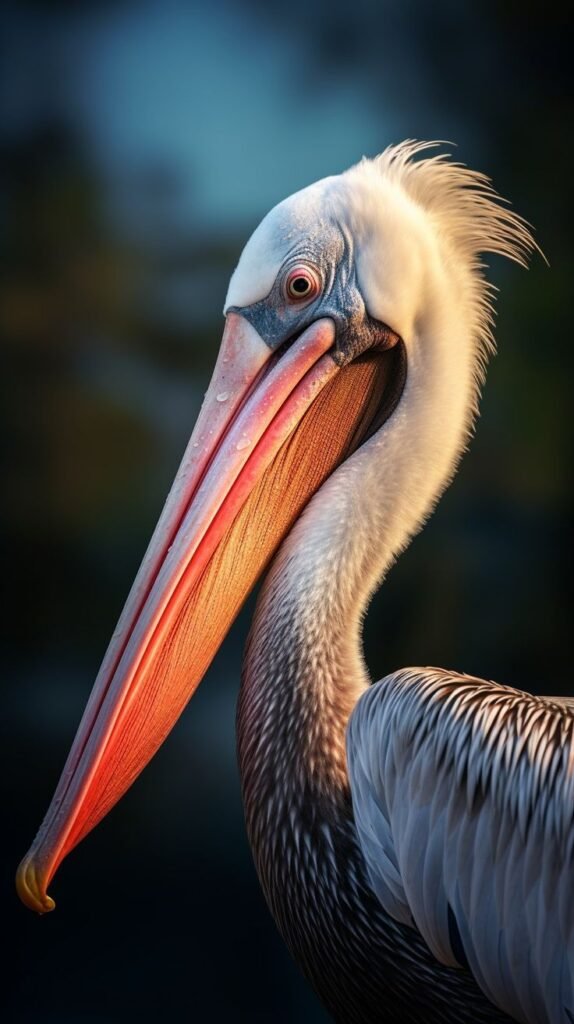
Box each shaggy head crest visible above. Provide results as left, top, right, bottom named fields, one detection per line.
left=371, top=140, right=538, bottom=269
left=345, top=141, right=540, bottom=389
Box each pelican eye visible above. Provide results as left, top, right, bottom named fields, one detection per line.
left=284, top=266, right=320, bottom=303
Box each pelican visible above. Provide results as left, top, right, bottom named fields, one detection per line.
left=17, top=141, right=573, bottom=1024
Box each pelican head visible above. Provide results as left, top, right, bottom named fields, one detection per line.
left=17, top=142, right=535, bottom=914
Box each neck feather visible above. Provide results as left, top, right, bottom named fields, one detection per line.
left=238, top=147, right=538, bottom=799
left=238, top=285, right=478, bottom=799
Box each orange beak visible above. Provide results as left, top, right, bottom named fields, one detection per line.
left=16, top=311, right=401, bottom=913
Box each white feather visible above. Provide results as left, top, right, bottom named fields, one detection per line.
left=237, top=143, right=569, bottom=1023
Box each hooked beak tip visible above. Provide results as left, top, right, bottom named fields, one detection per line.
left=16, top=854, right=56, bottom=914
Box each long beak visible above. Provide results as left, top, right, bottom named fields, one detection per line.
left=17, top=311, right=400, bottom=913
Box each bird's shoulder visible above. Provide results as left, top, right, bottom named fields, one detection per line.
left=346, top=668, right=574, bottom=1024
left=348, top=668, right=574, bottom=842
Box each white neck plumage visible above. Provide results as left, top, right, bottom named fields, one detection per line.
left=239, top=145, right=538, bottom=802
left=239, top=265, right=479, bottom=800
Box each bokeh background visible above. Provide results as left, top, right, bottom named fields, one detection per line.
left=2, top=2, right=572, bottom=1021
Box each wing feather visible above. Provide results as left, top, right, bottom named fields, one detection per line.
left=347, top=669, right=574, bottom=1024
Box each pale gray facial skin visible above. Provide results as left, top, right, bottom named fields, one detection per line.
left=226, top=220, right=398, bottom=365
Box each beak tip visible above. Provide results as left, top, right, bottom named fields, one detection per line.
left=16, top=854, right=56, bottom=914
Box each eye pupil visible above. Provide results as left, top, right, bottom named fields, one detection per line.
left=291, top=276, right=310, bottom=294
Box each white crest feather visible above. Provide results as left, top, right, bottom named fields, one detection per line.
left=368, top=140, right=541, bottom=375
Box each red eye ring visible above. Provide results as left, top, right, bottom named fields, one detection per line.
left=284, top=265, right=321, bottom=303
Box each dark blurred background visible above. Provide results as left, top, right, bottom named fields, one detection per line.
left=2, top=1, right=572, bottom=1021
